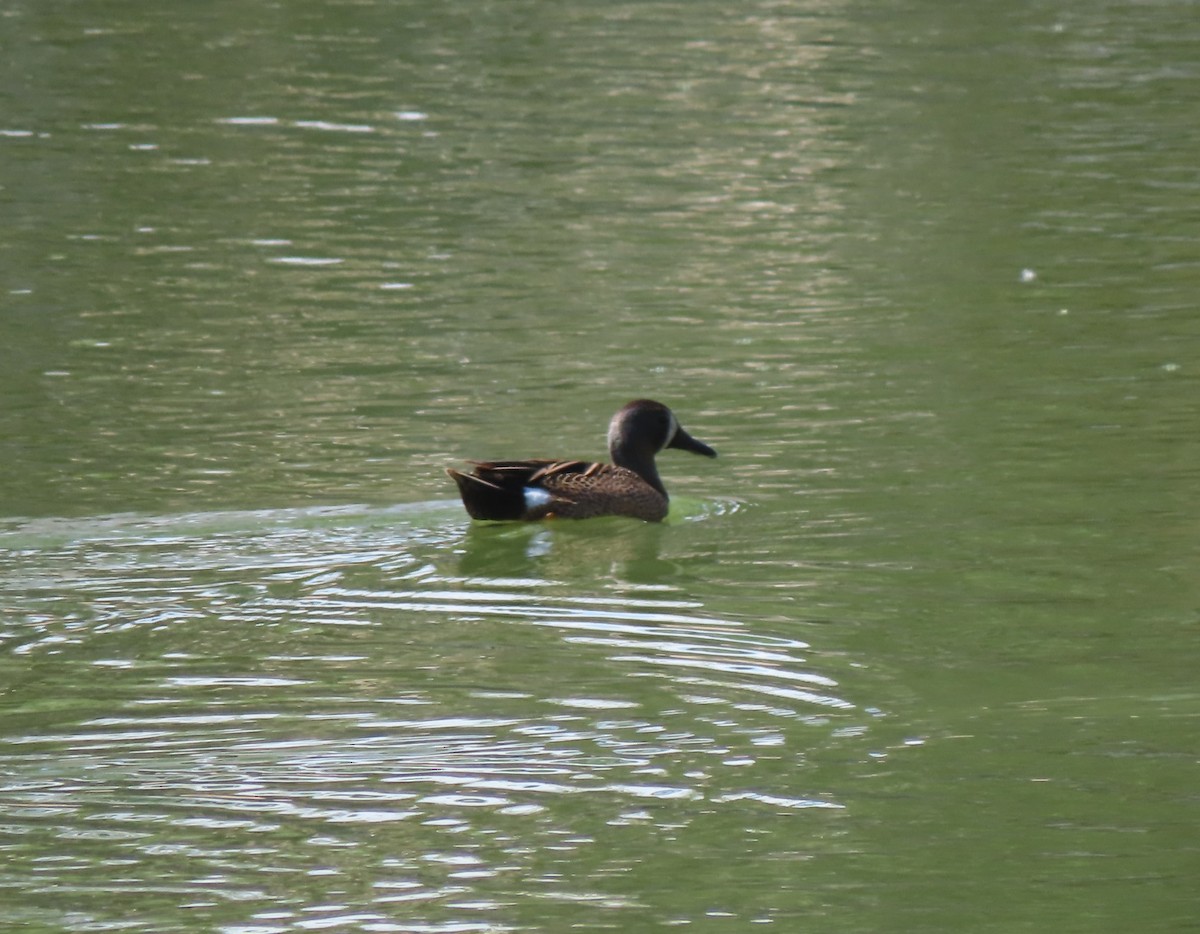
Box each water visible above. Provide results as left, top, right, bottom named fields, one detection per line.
left=3, top=0, right=1199, bottom=931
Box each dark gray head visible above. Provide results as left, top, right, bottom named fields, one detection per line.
left=607, top=399, right=717, bottom=494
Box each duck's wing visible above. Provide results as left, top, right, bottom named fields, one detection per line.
left=447, top=459, right=584, bottom=520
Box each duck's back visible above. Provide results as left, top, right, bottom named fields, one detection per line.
left=449, top=459, right=669, bottom=521
left=534, top=461, right=668, bottom=520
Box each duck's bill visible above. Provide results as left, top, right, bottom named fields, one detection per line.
left=669, top=427, right=717, bottom=458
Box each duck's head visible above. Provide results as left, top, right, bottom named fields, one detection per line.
left=607, top=400, right=717, bottom=490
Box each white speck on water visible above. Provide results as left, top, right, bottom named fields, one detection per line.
left=269, top=256, right=343, bottom=266
left=218, top=116, right=280, bottom=126
left=293, top=120, right=374, bottom=133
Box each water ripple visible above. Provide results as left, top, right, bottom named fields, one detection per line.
left=1, top=503, right=861, bottom=930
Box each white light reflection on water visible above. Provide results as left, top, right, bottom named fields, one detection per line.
left=0, top=503, right=861, bottom=929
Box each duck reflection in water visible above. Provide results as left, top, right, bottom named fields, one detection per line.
left=454, top=516, right=685, bottom=583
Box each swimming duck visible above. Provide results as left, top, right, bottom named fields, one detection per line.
left=447, top=399, right=717, bottom=521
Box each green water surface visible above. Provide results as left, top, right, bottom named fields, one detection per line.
left=2, top=1, right=1198, bottom=931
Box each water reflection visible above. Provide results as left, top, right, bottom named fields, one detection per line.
left=453, top=518, right=670, bottom=580
left=1, top=502, right=857, bottom=929
left=451, top=498, right=745, bottom=579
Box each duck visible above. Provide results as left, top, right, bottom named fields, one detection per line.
left=447, top=399, right=717, bottom=522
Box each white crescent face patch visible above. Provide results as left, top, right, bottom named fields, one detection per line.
left=664, top=410, right=679, bottom=451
